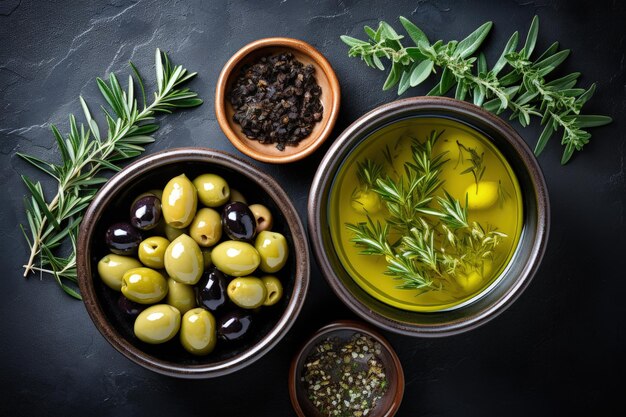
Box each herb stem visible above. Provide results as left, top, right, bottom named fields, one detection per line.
left=23, top=217, right=47, bottom=277
left=27, top=265, right=69, bottom=276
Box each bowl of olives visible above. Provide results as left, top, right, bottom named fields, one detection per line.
left=77, top=148, right=310, bottom=378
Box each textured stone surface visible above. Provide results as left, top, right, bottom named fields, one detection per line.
left=1, top=0, right=625, bottom=415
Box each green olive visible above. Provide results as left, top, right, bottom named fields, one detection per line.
left=229, top=188, right=247, bottom=204
left=97, top=254, right=142, bottom=291
left=189, top=208, right=222, bottom=247
left=164, top=224, right=188, bottom=241
left=211, top=241, right=260, bottom=276
left=164, top=234, right=204, bottom=285
left=138, top=236, right=170, bottom=269
left=255, top=231, right=289, bottom=273
left=456, top=261, right=492, bottom=292
left=202, top=248, right=213, bottom=269
left=162, top=174, right=197, bottom=228
left=121, top=267, right=168, bottom=304
left=180, top=308, right=217, bottom=355
left=166, top=278, right=196, bottom=314
left=249, top=204, right=273, bottom=232
left=351, top=189, right=382, bottom=215
left=134, top=304, right=181, bottom=344
left=465, top=181, right=499, bottom=210
left=193, top=174, right=230, bottom=207
left=227, top=276, right=267, bottom=309
left=261, top=275, right=283, bottom=306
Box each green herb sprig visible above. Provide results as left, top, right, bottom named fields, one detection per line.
left=457, top=142, right=486, bottom=193
left=19, top=49, right=203, bottom=299
left=347, top=131, right=506, bottom=293
left=341, top=15, right=612, bottom=164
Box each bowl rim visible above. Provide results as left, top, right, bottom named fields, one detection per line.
left=288, top=319, right=405, bottom=417
left=77, top=147, right=310, bottom=378
left=307, top=96, right=550, bottom=337
left=214, top=36, right=341, bottom=164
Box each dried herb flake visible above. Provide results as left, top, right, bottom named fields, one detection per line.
left=302, top=333, right=388, bottom=417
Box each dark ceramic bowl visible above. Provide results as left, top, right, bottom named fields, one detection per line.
left=308, top=97, right=549, bottom=337
left=77, top=148, right=310, bottom=378
left=289, top=320, right=404, bottom=417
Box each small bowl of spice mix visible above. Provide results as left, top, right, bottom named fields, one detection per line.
left=215, top=37, right=340, bottom=163
left=289, top=320, right=404, bottom=417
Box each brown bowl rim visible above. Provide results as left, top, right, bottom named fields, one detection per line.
left=307, top=96, right=550, bottom=337
left=288, top=320, right=405, bottom=417
left=77, top=147, right=310, bottom=378
left=215, top=37, right=341, bottom=164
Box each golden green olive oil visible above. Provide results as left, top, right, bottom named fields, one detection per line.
left=329, top=117, right=523, bottom=312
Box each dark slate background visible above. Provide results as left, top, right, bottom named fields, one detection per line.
left=1, top=0, right=624, bottom=416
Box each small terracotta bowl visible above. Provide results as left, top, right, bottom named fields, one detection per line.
left=77, top=148, right=310, bottom=378
left=289, top=320, right=404, bottom=417
left=215, top=37, right=341, bottom=164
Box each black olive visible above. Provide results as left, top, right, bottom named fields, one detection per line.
left=105, top=222, right=141, bottom=255
left=130, top=195, right=162, bottom=230
left=117, top=294, right=145, bottom=317
left=217, top=309, right=252, bottom=341
left=222, top=202, right=256, bottom=241
left=195, top=267, right=229, bottom=312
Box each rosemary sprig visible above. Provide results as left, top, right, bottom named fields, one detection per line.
left=372, top=131, right=447, bottom=233
left=457, top=142, right=485, bottom=193
left=341, top=15, right=612, bottom=164
left=18, top=49, right=203, bottom=299
left=346, top=217, right=435, bottom=291
left=346, top=130, right=506, bottom=292
left=356, top=159, right=385, bottom=189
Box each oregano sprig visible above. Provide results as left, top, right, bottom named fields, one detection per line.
left=18, top=49, right=203, bottom=299
left=341, top=15, right=612, bottom=164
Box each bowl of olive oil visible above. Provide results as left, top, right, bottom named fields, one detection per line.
left=308, top=96, right=549, bottom=336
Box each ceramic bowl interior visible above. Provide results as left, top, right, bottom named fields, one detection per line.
left=77, top=148, right=309, bottom=378
left=289, top=320, right=404, bottom=417
left=308, top=97, right=549, bottom=337
left=215, top=37, right=340, bottom=164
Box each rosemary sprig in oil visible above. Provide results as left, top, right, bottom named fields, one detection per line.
left=347, top=130, right=506, bottom=292
left=457, top=142, right=486, bottom=193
